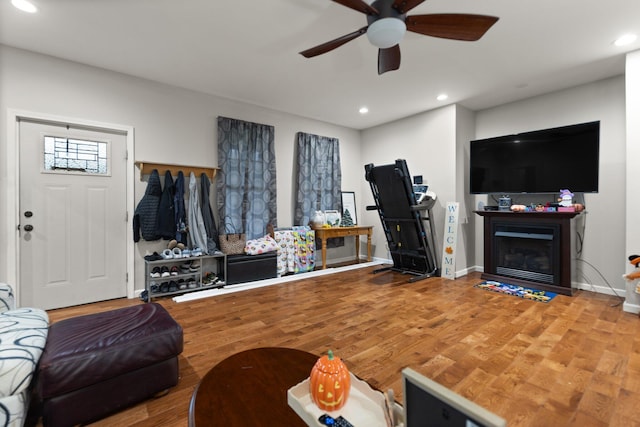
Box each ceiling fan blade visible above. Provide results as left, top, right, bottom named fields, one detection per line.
left=406, top=14, right=499, bottom=41
left=332, top=0, right=379, bottom=15
left=378, top=45, right=401, bottom=75
left=300, top=26, right=369, bottom=58
left=392, top=0, right=426, bottom=14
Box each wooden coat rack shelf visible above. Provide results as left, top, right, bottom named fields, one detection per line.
left=135, top=161, right=219, bottom=180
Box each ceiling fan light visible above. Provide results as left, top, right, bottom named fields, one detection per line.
left=367, top=18, right=406, bottom=49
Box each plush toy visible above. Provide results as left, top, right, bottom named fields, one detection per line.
left=558, top=189, right=574, bottom=207
left=623, top=255, right=640, bottom=295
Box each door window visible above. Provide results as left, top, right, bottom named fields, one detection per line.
left=43, top=135, right=110, bottom=175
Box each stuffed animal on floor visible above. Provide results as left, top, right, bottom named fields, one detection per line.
left=623, top=255, right=640, bottom=294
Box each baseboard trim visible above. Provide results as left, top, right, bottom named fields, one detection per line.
left=623, top=301, right=640, bottom=314
left=572, top=281, right=626, bottom=298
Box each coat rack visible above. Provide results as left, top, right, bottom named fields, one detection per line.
left=135, top=161, right=219, bottom=180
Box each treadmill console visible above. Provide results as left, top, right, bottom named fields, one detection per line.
left=413, top=185, right=429, bottom=203
left=413, top=185, right=436, bottom=205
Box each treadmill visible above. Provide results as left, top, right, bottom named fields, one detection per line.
left=365, top=159, right=439, bottom=282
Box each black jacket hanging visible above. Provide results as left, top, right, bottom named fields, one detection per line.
left=133, top=169, right=162, bottom=242
left=157, top=170, right=176, bottom=240
left=200, top=172, right=219, bottom=252
left=174, top=171, right=188, bottom=245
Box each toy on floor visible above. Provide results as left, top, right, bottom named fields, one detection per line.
left=623, top=254, right=640, bottom=294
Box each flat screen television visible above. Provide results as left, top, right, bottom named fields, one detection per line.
left=470, top=121, right=600, bottom=194
left=402, top=367, right=507, bottom=427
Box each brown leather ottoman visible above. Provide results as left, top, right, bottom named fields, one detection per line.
left=37, top=303, right=183, bottom=427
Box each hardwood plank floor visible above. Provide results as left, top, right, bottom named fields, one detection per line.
left=41, top=269, right=640, bottom=427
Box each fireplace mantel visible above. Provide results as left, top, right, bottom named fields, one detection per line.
left=475, top=210, right=580, bottom=220
left=475, top=210, right=581, bottom=296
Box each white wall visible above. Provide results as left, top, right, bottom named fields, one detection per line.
left=455, top=105, right=477, bottom=274
left=0, top=45, right=362, bottom=292
left=474, top=76, right=627, bottom=296
left=360, top=105, right=459, bottom=273
left=624, top=49, right=640, bottom=312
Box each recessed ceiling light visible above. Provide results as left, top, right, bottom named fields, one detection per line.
left=437, top=94, right=448, bottom=101
left=359, top=106, right=369, bottom=114
left=12, top=0, right=38, bottom=13
left=614, top=33, right=637, bottom=47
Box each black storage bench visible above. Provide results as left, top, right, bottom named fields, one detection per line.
left=226, top=252, right=277, bottom=285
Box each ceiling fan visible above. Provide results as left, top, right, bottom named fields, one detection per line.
left=300, top=0, right=499, bottom=75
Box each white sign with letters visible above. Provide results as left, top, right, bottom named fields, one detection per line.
left=441, top=202, right=460, bottom=280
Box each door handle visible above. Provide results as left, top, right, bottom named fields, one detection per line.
left=23, top=224, right=34, bottom=232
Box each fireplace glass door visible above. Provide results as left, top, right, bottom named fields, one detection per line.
left=492, top=223, right=560, bottom=285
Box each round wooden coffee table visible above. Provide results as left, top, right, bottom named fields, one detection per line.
left=189, top=347, right=318, bottom=426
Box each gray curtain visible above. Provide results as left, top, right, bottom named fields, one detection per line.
left=217, top=117, right=277, bottom=240
left=294, top=132, right=342, bottom=226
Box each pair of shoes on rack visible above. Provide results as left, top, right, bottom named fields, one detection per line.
left=161, top=249, right=174, bottom=259
left=158, top=281, right=179, bottom=293
left=162, top=247, right=190, bottom=259
left=144, top=252, right=163, bottom=261
left=168, top=239, right=186, bottom=250
left=202, top=272, right=218, bottom=285
left=150, top=267, right=162, bottom=278
left=161, top=266, right=171, bottom=278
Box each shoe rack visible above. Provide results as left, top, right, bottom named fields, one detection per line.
left=142, top=252, right=227, bottom=302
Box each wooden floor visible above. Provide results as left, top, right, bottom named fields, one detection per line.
left=42, top=269, right=640, bottom=427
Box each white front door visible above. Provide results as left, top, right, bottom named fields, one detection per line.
left=18, top=120, right=128, bottom=310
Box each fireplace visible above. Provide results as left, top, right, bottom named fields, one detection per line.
left=493, top=223, right=560, bottom=285
left=475, top=210, right=579, bottom=296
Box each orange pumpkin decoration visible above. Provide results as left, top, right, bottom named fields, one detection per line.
left=309, top=350, right=351, bottom=411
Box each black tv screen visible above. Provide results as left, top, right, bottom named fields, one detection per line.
left=470, top=121, right=600, bottom=194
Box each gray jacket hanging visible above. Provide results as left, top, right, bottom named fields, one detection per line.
left=188, top=172, right=209, bottom=254
left=200, top=173, right=219, bottom=252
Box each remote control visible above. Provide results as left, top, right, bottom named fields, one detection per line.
left=318, top=414, right=354, bottom=427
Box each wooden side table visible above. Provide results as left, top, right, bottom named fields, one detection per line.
left=313, top=226, right=373, bottom=269
left=189, top=347, right=318, bottom=426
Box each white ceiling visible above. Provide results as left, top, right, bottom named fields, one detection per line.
left=1, top=0, right=639, bottom=129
